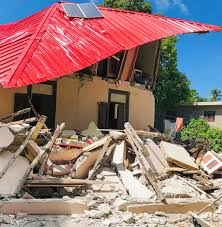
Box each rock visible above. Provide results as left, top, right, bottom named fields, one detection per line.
left=98, top=203, right=111, bottom=215
left=88, top=200, right=98, bottom=209
left=15, top=212, right=27, bottom=219
left=8, top=124, right=26, bottom=134
left=123, top=213, right=135, bottom=224
left=114, top=198, right=127, bottom=211
left=96, top=174, right=104, bottom=180
left=1, top=215, right=15, bottom=224
left=154, top=211, right=167, bottom=217
left=84, top=210, right=105, bottom=219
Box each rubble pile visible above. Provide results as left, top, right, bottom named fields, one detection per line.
left=0, top=109, right=222, bottom=226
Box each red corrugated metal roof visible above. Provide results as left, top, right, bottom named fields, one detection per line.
left=0, top=2, right=221, bottom=88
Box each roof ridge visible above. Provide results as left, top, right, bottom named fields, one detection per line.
left=4, top=3, right=58, bottom=87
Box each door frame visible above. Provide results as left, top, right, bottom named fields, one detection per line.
left=27, top=81, right=57, bottom=129
left=108, top=89, right=130, bottom=129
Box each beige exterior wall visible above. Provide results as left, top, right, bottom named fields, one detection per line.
left=0, top=76, right=155, bottom=130
left=56, top=76, right=155, bottom=130
left=175, top=105, right=222, bottom=129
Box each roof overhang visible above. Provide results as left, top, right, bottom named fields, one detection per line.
left=0, top=2, right=221, bottom=88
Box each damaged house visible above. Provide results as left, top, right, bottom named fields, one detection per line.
left=0, top=2, right=221, bottom=130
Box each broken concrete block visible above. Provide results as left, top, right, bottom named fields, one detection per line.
left=123, top=213, right=135, bottom=224
left=84, top=209, right=105, bottom=219
left=8, top=124, right=25, bottom=134
left=0, top=127, right=14, bottom=150
left=98, top=203, right=111, bottom=215
left=109, top=131, right=125, bottom=140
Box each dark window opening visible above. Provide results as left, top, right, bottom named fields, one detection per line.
left=204, top=111, right=215, bottom=122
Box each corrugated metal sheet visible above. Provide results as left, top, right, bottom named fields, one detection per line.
left=0, top=3, right=221, bottom=88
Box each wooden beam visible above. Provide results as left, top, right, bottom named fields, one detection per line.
left=82, top=136, right=111, bottom=152
left=120, top=47, right=139, bottom=81
left=0, top=199, right=88, bottom=215
left=127, top=199, right=214, bottom=214
left=0, top=108, right=31, bottom=122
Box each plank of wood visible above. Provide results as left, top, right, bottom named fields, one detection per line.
left=0, top=127, right=34, bottom=178
left=82, top=136, right=111, bottom=152
left=38, top=123, right=65, bottom=175
left=30, top=115, right=47, bottom=141
left=15, top=144, right=47, bottom=194
left=0, top=117, right=37, bottom=127
left=124, top=123, right=165, bottom=202
left=160, top=141, right=199, bottom=170
left=0, top=108, right=31, bottom=122
left=25, top=178, right=114, bottom=186
left=189, top=211, right=214, bottom=227
left=127, top=199, right=213, bottom=214
left=145, top=138, right=169, bottom=175
left=0, top=199, right=88, bottom=215
left=0, top=155, right=30, bottom=196
left=120, top=47, right=139, bottom=81
left=88, top=138, right=114, bottom=180
left=177, top=176, right=213, bottom=199
left=113, top=140, right=154, bottom=201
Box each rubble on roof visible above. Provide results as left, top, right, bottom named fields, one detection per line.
left=1, top=109, right=222, bottom=226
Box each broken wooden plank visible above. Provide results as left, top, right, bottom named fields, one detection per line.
left=0, top=199, right=88, bottom=215
left=82, top=136, right=111, bottom=152
left=145, top=138, right=169, bottom=175
left=0, top=117, right=37, bottom=127
left=160, top=141, right=199, bottom=170
left=124, top=122, right=165, bottom=202
left=25, top=178, right=114, bottom=186
left=0, top=108, right=31, bottom=122
left=127, top=199, right=214, bottom=214
left=177, top=176, right=213, bottom=199
left=30, top=115, right=47, bottom=141
left=88, top=138, right=115, bottom=180
left=113, top=140, right=154, bottom=201
left=38, top=123, right=65, bottom=175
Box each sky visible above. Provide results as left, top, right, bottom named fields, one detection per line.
left=0, top=0, right=221, bottom=98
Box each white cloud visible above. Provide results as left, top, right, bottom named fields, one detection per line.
left=153, top=0, right=189, bottom=15
left=172, top=0, right=189, bottom=15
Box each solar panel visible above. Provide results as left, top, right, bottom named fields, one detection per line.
left=62, top=3, right=104, bottom=19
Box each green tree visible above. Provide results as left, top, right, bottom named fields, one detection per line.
left=187, top=89, right=208, bottom=103
left=102, top=0, right=152, bottom=13
left=154, top=37, right=191, bottom=112
left=210, top=89, right=221, bottom=102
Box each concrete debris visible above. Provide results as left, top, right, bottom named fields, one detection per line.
left=0, top=113, right=222, bottom=226
left=123, top=213, right=135, bottom=224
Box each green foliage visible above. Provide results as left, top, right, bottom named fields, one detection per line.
left=210, top=88, right=222, bottom=102
left=187, top=89, right=208, bottom=103
left=154, top=37, right=191, bottom=110
left=181, top=118, right=209, bottom=141
left=207, top=127, right=222, bottom=152
left=102, top=0, right=152, bottom=13
left=181, top=118, right=222, bottom=152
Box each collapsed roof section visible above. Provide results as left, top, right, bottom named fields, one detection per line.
left=0, top=2, right=221, bottom=88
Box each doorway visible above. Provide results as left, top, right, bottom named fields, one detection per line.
left=98, top=89, right=129, bottom=130
left=14, top=82, right=57, bottom=129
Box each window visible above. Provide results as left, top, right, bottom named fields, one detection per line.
left=204, top=111, right=216, bottom=122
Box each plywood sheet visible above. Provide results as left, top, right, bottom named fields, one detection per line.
left=0, top=155, right=30, bottom=196
left=160, top=141, right=198, bottom=170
